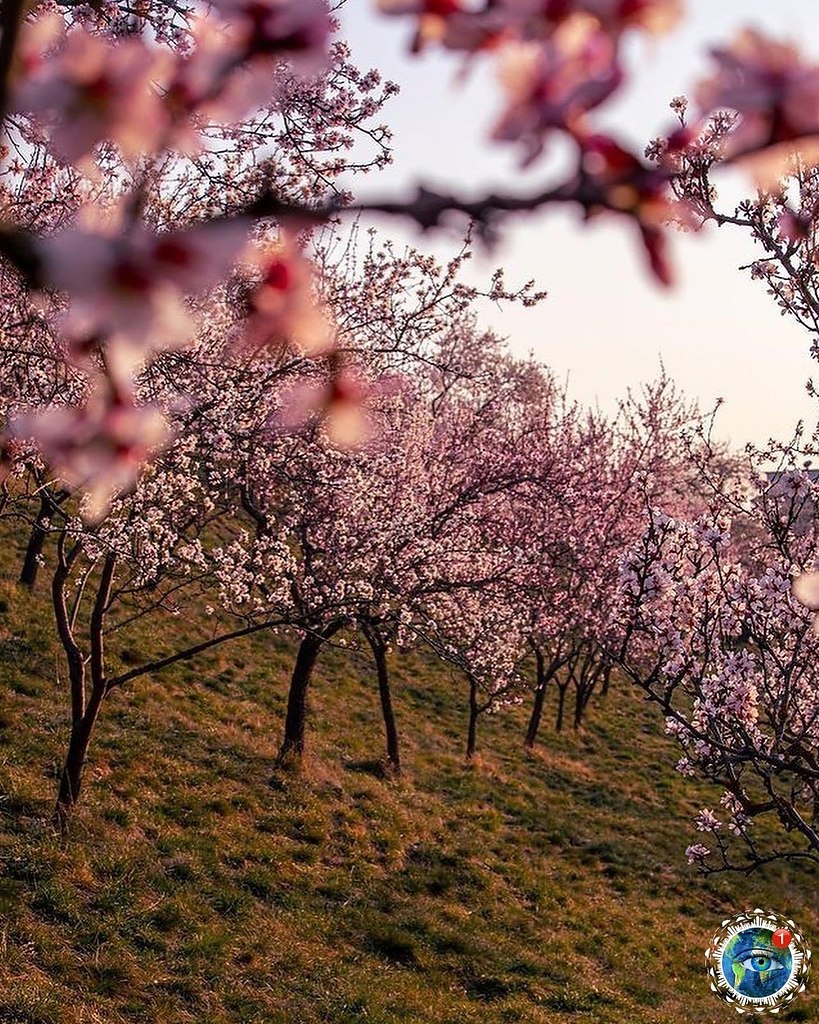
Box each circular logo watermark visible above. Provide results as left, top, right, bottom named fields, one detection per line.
left=706, top=909, right=811, bottom=1014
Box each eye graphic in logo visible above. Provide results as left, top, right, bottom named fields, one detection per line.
left=706, top=910, right=811, bottom=1014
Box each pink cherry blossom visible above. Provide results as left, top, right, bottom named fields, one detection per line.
left=11, top=19, right=172, bottom=166
left=11, top=390, right=169, bottom=520
left=617, top=440, right=819, bottom=868
left=492, top=17, right=622, bottom=164
left=210, top=0, right=330, bottom=67
left=696, top=29, right=819, bottom=183
left=793, top=571, right=819, bottom=610
left=694, top=808, right=722, bottom=832
left=685, top=843, right=710, bottom=865
left=578, top=134, right=679, bottom=285
left=39, top=219, right=248, bottom=383
left=236, top=241, right=333, bottom=357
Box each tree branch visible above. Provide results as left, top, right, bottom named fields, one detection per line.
left=105, top=616, right=285, bottom=692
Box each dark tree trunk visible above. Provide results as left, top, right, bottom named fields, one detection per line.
left=466, top=674, right=479, bottom=759
left=55, top=702, right=101, bottom=826
left=555, top=683, right=569, bottom=733
left=20, top=487, right=67, bottom=589
left=365, top=625, right=400, bottom=773
left=19, top=495, right=51, bottom=588
left=564, top=648, right=589, bottom=732
left=573, top=684, right=586, bottom=730
left=573, top=653, right=603, bottom=730
left=53, top=550, right=116, bottom=829
left=524, top=647, right=547, bottom=749
left=277, top=632, right=324, bottom=765
left=574, top=674, right=599, bottom=729
left=600, top=664, right=612, bottom=697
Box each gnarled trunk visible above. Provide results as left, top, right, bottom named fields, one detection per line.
left=555, top=682, right=569, bottom=733
left=573, top=684, right=588, bottom=730
left=277, top=631, right=324, bottom=765
left=277, top=621, right=344, bottom=766
left=466, top=674, right=479, bottom=759
left=364, top=624, right=400, bottom=773
left=56, top=697, right=103, bottom=827
left=524, top=647, right=547, bottom=749
left=53, top=549, right=116, bottom=829
left=20, top=487, right=67, bottom=589
left=20, top=494, right=51, bottom=588
left=572, top=652, right=603, bottom=730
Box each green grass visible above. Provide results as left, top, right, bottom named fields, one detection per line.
left=0, top=520, right=817, bottom=1023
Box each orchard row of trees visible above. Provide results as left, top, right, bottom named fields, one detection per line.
left=5, top=0, right=819, bottom=876
left=10, top=230, right=819, bottom=880
left=4, top=0, right=819, bottom=494
left=0, top=223, right=700, bottom=816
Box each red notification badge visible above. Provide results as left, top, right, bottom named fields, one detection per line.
left=773, top=928, right=792, bottom=949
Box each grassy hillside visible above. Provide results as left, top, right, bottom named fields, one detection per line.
left=0, top=526, right=817, bottom=1024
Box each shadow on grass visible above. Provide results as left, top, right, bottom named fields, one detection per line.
left=343, top=758, right=392, bottom=779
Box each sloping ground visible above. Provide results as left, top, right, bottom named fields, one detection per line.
left=0, top=534, right=816, bottom=1023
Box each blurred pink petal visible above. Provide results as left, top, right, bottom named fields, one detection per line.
left=579, top=134, right=679, bottom=286
left=493, top=18, right=622, bottom=163
left=792, top=572, right=819, bottom=612
left=39, top=220, right=248, bottom=381
left=323, top=370, right=371, bottom=447
left=12, top=20, right=172, bottom=164
left=271, top=366, right=371, bottom=446
left=11, top=390, right=169, bottom=521
left=211, top=0, right=330, bottom=68
left=696, top=29, right=819, bottom=184
left=377, top=0, right=489, bottom=53
left=501, top=0, right=682, bottom=36
left=237, top=242, right=333, bottom=356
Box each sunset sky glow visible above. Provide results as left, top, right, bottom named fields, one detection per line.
left=339, top=1, right=819, bottom=450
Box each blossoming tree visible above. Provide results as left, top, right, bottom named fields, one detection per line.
left=2, top=0, right=819, bottom=503
left=617, top=449, right=819, bottom=871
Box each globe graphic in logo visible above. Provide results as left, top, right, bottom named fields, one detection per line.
left=706, top=910, right=811, bottom=1014
left=720, top=927, right=792, bottom=1000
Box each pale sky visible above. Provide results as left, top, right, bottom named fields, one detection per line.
left=336, top=1, right=819, bottom=450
